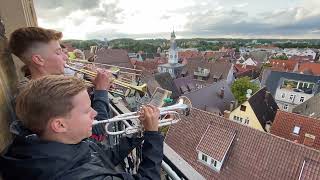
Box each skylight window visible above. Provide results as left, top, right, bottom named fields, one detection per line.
left=293, top=126, right=300, bottom=135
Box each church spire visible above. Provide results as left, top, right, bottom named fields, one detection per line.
left=171, top=29, right=176, bottom=39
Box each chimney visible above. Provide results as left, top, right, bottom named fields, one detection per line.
left=224, top=110, right=230, bottom=118
left=220, top=87, right=225, bottom=98
left=265, top=121, right=272, bottom=133
left=230, top=101, right=235, bottom=111
left=234, top=100, right=238, bottom=109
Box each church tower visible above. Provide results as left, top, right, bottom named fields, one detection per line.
left=168, top=30, right=178, bottom=64
left=157, top=30, right=185, bottom=78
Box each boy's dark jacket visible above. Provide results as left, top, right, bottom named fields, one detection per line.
left=0, top=90, right=164, bottom=179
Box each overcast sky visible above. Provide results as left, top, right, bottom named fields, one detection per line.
left=34, top=0, right=320, bottom=40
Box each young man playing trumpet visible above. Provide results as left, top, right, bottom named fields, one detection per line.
left=9, top=27, right=111, bottom=141
left=0, top=75, right=164, bottom=180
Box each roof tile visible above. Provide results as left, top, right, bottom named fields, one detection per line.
left=271, top=111, right=320, bottom=151
left=165, top=108, right=320, bottom=179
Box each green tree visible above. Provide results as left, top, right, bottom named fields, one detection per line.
left=231, top=77, right=260, bottom=104
left=271, top=55, right=288, bottom=60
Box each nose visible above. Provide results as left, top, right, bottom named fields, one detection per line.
left=92, top=109, right=98, bottom=118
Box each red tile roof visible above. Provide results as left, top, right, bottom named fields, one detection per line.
left=165, top=108, right=320, bottom=179
left=178, top=50, right=202, bottom=60
left=132, top=58, right=167, bottom=73
left=269, top=60, right=320, bottom=75
left=299, top=159, right=320, bottom=180
left=234, top=64, right=259, bottom=78
left=298, top=62, right=320, bottom=75
left=196, top=125, right=236, bottom=161
left=269, top=59, right=298, bottom=71
left=183, top=59, right=232, bottom=83
left=95, top=48, right=132, bottom=68
left=271, top=111, right=320, bottom=151
left=234, top=64, right=256, bottom=73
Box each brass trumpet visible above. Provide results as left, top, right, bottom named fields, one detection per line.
left=65, top=64, right=147, bottom=95
left=68, top=59, right=142, bottom=76
left=93, top=96, right=192, bottom=135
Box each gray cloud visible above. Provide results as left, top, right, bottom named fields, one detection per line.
left=183, top=5, right=320, bottom=38
left=35, top=0, right=320, bottom=39
left=35, top=0, right=100, bottom=22
left=35, top=0, right=100, bottom=10
left=35, top=0, right=123, bottom=25
left=90, top=2, right=124, bottom=24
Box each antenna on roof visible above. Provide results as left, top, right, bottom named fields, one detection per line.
left=246, top=89, right=252, bottom=99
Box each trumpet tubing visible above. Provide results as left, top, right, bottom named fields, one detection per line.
left=68, top=59, right=142, bottom=75
left=65, top=64, right=148, bottom=95
left=92, top=96, right=192, bottom=135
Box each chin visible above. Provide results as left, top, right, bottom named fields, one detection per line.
left=88, top=131, right=93, bottom=137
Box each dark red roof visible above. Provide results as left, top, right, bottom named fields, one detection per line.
left=298, top=62, right=320, bottom=75
left=165, top=108, right=320, bottom=179
left=178, top=50, right=202, bottom=60
left=271, top=111, right=320, bottom=151
left=269, top=59, right=298, bottom=72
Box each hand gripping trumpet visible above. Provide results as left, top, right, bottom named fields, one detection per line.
left=92, top=96, right=192, bottom=135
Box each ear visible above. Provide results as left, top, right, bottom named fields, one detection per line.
left=31, top=54, right=45, bottom=66
left=49, top=118, right=68, bottom=133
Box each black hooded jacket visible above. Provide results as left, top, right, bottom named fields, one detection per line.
left=1, top=89, right=164, bottom=179
left=0, top=130, right=164, bottom=180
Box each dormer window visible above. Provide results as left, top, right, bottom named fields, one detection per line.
left=201, top=154, right=208, bottom=162
left=196, top=125, right=236, bottom=173
left=198, top=151, right=221, bottom=172
left=211, top=159, right=217, bottom=167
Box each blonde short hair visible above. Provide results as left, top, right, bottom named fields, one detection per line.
left=15, top=75, right=88, bottom=135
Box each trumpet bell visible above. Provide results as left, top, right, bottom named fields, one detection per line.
left=160, top=96, right=192, bottom=116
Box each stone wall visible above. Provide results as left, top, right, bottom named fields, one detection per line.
left=0, top=18, right=17, bottom=153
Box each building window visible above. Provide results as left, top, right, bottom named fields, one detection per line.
left=309, top=83, right=314, bottom=89
left=289, top=94, right=295, bottom=101
left=245, top=118, right=249, bottom=124
left=233, top=116, right=237, bottom=121
left=201, top=154, right=208, bottom=162
left=240, top=105, right=246, bottom=111
left=293, top=126, right=300, bottom=135
left=211, top=159, right=217, bottom=167
left=283, top=104, right=289, bottom=111
left=233, top=116, right=246, bottom=124
left=281, top=93, right=285, bottom=98
left=300, top=97, right=305, bottom=103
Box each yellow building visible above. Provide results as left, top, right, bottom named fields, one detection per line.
left=227, top=87, right=279, bottom=132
